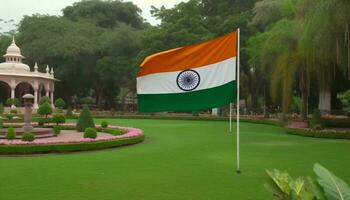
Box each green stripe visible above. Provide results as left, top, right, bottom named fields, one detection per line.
left=138, top=81, right=236, bottom=112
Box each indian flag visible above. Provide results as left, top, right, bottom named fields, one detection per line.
left=137, top=32, right=237, bottom=112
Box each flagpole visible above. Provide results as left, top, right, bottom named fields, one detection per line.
left=236, top=28, right=241, bottom=174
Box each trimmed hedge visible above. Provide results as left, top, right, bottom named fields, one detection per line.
left=0, top=135, right=145, bottom=154
left=286, top=127, right=350, bottom=139
left=322, top=118, right=350, bottom=128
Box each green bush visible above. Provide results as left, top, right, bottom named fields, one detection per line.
left=286, top=127, right=350, bottom=139
left=38, top=118, right=51, bottom=127
left=10, top=109, right=17, bottom=114
left=66, top=106, right=73, bottom=116
left=55, top=98, right=66, bottom=109
left=0, top=103, right=4, bottom=114
left=6, top=113, right=13, bottom=120
left=38, top=102, right=53, bottom=118
left=53, top=126, right=61, bottom=135
left=310, top=109, right=322, bottom=128
left=39, top=96, right=50, bottom=106
left=22, top=132, right=35, bottom=142
left=84, top=128, right=97, bottom=139
left=52, top=113, right=66, bottom=125
left=6, top=127, right=16, bottom=140
left=76, top=106, right=95, bottom=132
left=6, top=98, right=19, bottom=107
left=103, top=128, right=124, bottom=135
left=101, top=121, right=108, bottom=128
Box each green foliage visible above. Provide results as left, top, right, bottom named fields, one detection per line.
left=6, top=127, right=16, bottom=140
left=265, top=169, right=315, bottom=199
left=314, top=163, right=350, bottom=200
left=265, top=163, right=350, bottom=200
left=6, top=98, right=19, bottom=107
left=101, top=121, right=108, bottom=128
left=79, top=97, right=94, bottom=105
left=52, top=113, right=66, bottom=125
left=286, top=127, right=350, bottom=139
left=102, top=128, right=124, bottom=136
left=76, top=106, right=95, bottom=132
left=66, top=106, right=73, bottom=116
left=53, top=126, right=61, bottom=135
left=39, top=96, right=50, bottom=106
left=54, top=98, right=66, bottom=109
left=310, top=109, right=322, bottom=129
left=37, top=102, right=53, bottom=118
left=0, top=103, right=4, bottom=114
left=37, top=118, right=51, bottom=127
left=6, top=113, right=13, bottom=120
left=84, top=128, right=97, bottom=139
left=21, top=132, right=35, bottom=142
left=338, top=90, right=350, bottom=109
left=10, top=109, right=17, bottom=114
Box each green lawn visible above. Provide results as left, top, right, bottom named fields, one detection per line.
left=0, top=119, right=349, bottom=200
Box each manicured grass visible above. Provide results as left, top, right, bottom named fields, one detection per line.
left=0, top=118, right=350, bottom=200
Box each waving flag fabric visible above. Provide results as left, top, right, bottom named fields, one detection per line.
left=137, top=32, right=237, bottom=112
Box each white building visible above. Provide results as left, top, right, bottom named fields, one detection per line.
left=0, top=37, right=56, bottom=109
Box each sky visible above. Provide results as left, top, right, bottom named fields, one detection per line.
left=0, top=0, right=188, bottom=32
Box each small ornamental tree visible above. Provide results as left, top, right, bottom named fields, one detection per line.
left=6, top=98, right=20, bottom=107
left=76, top=105, right=95, bottom=132
left=52, top=113, right=66, bottom=125
left=6, top=127, right=16, bottom=140
left=39, top=96, right=50, bottom=106
left=55, top=98, right=66, bottom=109
left=37, top=102, right=53, bottom=119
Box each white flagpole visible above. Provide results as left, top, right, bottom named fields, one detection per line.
left=236, top=28, right=241, bottom=174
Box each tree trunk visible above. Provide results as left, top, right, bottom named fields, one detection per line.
left=318, top=83, right=331, bottom=114
left=300, top=67, right=308, bottom=120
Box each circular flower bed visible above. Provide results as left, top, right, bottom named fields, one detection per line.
left=0, top=123, right=145, bottom=154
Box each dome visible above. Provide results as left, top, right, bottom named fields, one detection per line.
left=0, top=62, right=31, bottom=71
left=3, top=36, right=24, bottom=58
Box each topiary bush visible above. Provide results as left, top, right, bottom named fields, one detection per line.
left=76, top=105, right=95, bottom=132
left=101, top=121, right=108, bottom=128
left=39, top=96, right=50, bottom=106
left=38, top=118, right=51, bottom=127
left=6, top=127, right=16, bottom=140
left=52, top=113, right=66, bottom=125
left=53, top=126, right=61, bottom=135
left=54, top=98, right=66, bottom=109
left=310, top=109, right=322, bottom=129
left=84, top=128, right=97, bottom=139
left=38, top=102, right=53, bottom=118
left=22, top=132, right=35, bottom=142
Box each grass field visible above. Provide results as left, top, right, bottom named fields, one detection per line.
left=0, top=119, right=349, bottom=200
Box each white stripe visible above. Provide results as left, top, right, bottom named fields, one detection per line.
left=137, top=57, right=236, bottom=94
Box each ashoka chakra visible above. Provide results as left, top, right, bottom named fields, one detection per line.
left=176, top=69, right=200, bottom=91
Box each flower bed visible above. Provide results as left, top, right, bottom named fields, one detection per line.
left=0, top=124, right=145, bottom=154
left=285, top=122, right=350, bottom=139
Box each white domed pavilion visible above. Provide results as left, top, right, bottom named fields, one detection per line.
left=0, top=37, right=56, bottom=109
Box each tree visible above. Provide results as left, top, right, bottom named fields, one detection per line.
left=39, top=96, right=50, bottom=106
left=54, top=98, right=66, bottom=109
left=37, top=102, right=52, bottom=118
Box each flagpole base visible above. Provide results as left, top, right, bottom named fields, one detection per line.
left=236, top=169, right=241, bottom=174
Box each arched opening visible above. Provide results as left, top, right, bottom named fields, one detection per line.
left=0, top=81, right=11, bottom=105
left=15, top=82, right=34, bottom=105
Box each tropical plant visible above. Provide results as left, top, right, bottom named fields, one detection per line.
left=265, top=163, right=350, bottom=200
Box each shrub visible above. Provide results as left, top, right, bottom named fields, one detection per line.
left=66, top=106, right=73, bottom=116
left=84, top=128, right=97, bottom=139
left=76, top=105, right=95, bottom=132
left=38, top=102, right=52, bottom=118
left=38, top=118, right=51, bottom=127
left=6, top=127, right=16, bottom=140
left=53, top=126, right=61, bottom=135
left=101, top=121, right=108, bottom=128
left=39, top=96, right=50, bottom=106
left=310, top=109, right=322, bottom=129
left=10, top=109, right=17, bottom=114
left=22, top=132, right=35, bottom=142
left=0, top=103, right=4, bottom=114
left=52, top=113, right=66, bottom=125
left=6, top=98, right=19, bottom=107
left=55, top=98, right=66, bottom=109
left=6, top=113, right=13, bottom=120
